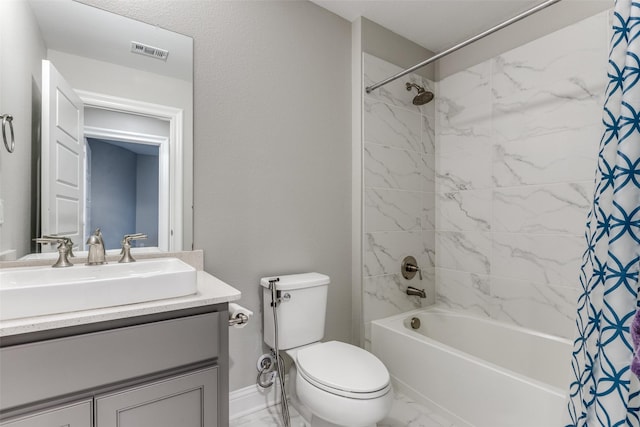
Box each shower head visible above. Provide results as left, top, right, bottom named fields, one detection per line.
left=405, top=82, right=434, bottom=105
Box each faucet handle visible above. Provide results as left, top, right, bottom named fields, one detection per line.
left=34, top=236, right=74, bottom=268
left=43, top=235, right=74, bottom=258
left=123, top=233, right=147, bottom=244
left=119, top=233, right=148, bottom=263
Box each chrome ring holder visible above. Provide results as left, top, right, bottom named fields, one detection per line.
left=1, top=114, right=15, bottom=153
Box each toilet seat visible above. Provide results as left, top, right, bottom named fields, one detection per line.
left=296, top=341, right=391, bottom=399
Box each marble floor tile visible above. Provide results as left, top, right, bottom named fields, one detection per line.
left=230, top=391, right=460, bottom=427
left=229, top=403, right=306, bottom=427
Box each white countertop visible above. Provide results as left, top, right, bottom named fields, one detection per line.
left=0, top=271, right=241, bottom=337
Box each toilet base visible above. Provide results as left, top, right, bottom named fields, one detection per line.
left=290, top=366, right=391, bottom=427
left=287, top=367, right=378, bottom=427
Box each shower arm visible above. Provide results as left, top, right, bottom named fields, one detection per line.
left=365, top=0, right=563, bottom=94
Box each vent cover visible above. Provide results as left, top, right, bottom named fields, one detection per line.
left=130, top=41, right=169, bottom=61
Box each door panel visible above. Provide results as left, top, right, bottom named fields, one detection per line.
left=0, top=400, right=91, bottom=427
left=41, top=60, right=84, bottom=249
left=95, top=367, right=217, bottom=427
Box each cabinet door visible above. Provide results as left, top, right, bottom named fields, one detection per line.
left=95, top=367, right=217, bottom=427
left=0, top=400, right=91, bottom=427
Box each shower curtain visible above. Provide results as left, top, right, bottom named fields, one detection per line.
left=565, top=1, right=640, bottom=425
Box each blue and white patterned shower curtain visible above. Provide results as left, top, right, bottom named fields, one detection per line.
left=565, top=1, right=640, bottom=425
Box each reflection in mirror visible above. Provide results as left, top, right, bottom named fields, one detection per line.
left=0, top=0, right=193, bottom=260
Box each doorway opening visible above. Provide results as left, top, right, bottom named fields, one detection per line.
left=85, top=137, right=160, bottom=250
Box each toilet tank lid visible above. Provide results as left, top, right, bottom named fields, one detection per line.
left=259, top=272, right=330, bottom=290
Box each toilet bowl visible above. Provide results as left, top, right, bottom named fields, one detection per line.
left=288, top=341, right=392, bottom=427
left=261, top=273, right=393, bottom=427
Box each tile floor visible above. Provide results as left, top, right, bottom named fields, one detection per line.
left=230, top=391, right=460, bottom=427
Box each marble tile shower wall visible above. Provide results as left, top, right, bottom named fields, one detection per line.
left=435, top=10, right=609, bottom=339
left=362, top=53, right=436, bottom=344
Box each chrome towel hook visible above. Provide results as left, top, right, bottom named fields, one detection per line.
left=1, top=114, right=15, bottom=153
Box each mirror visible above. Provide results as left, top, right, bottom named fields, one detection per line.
left=0, top=0, right=193, bottom=260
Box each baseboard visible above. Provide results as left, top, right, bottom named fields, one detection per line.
left=229, top=377, right=286, bottom=420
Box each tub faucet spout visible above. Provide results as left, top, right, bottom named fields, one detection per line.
left=406, top=286, right=426, bottom=298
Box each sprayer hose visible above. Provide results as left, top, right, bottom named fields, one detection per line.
left=271, top=283, right=291, bottom=427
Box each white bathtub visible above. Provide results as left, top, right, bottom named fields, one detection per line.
left=371, top=306, right=573, bottom=427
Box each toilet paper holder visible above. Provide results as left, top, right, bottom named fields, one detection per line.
left=228, top=312, right=249, bottom=327
left=228, top=302, right=253, bottom=327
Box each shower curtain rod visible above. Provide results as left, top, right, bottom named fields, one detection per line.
left=365, top=0, right=563, bottom=93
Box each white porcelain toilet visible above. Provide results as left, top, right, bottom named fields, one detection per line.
left=260, top=273, right=392, bottom=427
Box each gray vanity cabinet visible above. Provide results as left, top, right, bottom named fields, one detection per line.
left=0, top=400, right=91, bottom=427
left=95, top=367, right=217, bottom=427
left=0, top=305, right=229, bottom=427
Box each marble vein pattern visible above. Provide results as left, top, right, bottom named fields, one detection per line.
left=491, top=233, right=583, bottom=286
left=363, top=53, right=429, bottom=114
left=490, top=277, right=579, bottom=339
left=492, top=182, right=591, bottom=235
left=379, top=391, right=460, bottom=427
left=436, top=268, right=492, bottom=318
left=229, top=391, right=461, bottom=427
left=436, top=102, right=492, bottom=155
left=364, top=231, right=423, bottom=277
left=362, top=51, right=437, bottom=334
left=437, top=190, right=492, bottom=232
left=365, top=143, right=423, bottom=191
left=436, top=142, right=492, bottom=192
left=365, top=188, right=422, bottom=232
left=436, top=231, right=491, bottom=275
left=491, top=12, right=607, bottom=102
left=438, top=61, right=491, bottom=109
left=421, top=110, right=436, bottom=154
left=364, top=98, right=422, bottom=152
left=422, top=230, right=436, bottom=268
left=492, top=126, right=600, bottom=187
left=363, top=273, right=426, bottom=326
left=422, top=193, right=436, bottom=230
left=421, top=154, right=436, bottom=192
left=230, top=404, right=307, bottom=427
left=432, top=10, right=610, bottom=337
left=492, top=89, right=602, bottom=144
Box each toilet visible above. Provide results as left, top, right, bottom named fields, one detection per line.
left=260, top=273, right=393, bottom=427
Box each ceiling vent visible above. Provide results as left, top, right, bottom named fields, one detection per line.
left=130, top=41, right=169, bottom=61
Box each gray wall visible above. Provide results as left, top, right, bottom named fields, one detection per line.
left=136, top=154, right=159, bottom=248
left=87, top=139, right=137, bottom=249
left=79, top=0, right=353, bottom=391
left=0, top=1, right=46, bottom=259
left=361, top=17, right=435, bottom=80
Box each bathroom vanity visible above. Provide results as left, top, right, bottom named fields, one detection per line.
left=0, top=259, right=241, bottom=427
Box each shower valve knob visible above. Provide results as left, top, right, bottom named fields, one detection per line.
left=402, top=256, right=422, bottom=280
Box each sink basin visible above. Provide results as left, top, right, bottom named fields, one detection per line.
left=0, top=258, right=197, bottom=321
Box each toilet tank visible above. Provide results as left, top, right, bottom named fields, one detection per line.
left=260, top=273, right=330, bottom=350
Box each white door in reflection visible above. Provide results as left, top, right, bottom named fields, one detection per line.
left=41, top=60, right=85, bottom=248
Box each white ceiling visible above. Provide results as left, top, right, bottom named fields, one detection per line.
left=310, top=0, right=597, bottom=53
left=29, top=0, right=192, bottom=82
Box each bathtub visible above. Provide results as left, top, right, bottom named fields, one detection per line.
left=371, top=306, right=573, bottom=427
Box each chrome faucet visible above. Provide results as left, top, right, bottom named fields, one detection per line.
left=86, top=228, right=106, bottom=265
left=406, top=286, right=426, bottom=299
left=34, top=236, right=74, bottom=268
left=119, top=233, right=147, bottom=263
